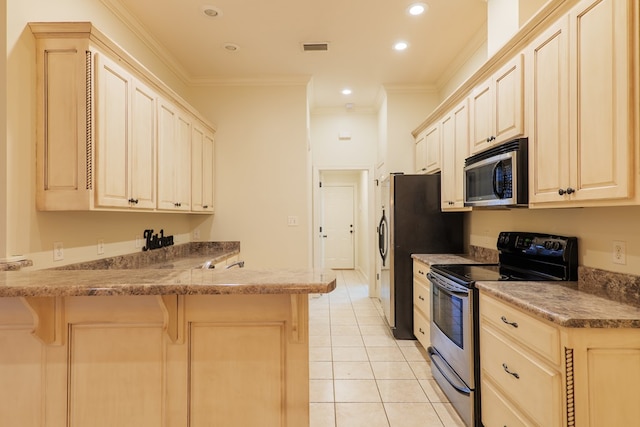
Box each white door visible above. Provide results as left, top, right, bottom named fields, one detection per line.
left=322, top=185, right=355, bottom=269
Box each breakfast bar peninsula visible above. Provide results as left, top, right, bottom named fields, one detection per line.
left=0, top=267, right=336, bottom=427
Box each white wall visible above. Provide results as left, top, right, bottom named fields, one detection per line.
left=186, top=84, right=310, bottom=269
left=1, top=0, right=7, bottom=260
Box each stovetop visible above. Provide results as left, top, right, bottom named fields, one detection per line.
left=430, top=231, right=579, bottom=286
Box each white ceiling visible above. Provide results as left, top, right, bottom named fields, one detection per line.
left=106, top=0, right=488, bottom=110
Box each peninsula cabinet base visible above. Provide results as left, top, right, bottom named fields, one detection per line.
left=0, top=294, right=310, bottom=427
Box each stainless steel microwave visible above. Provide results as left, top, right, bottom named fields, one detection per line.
left=463, top=138, right=528, bottom=207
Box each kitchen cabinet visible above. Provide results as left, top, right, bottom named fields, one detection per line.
left=95, top=53, right=157, bottom=209
left=191, top=121, right=215, bottom=213
left=414, top=124, right=440, bottom=174
left=440, top=99, right=472, bottom=211
left=528, top=0, right=636, bottom=207
left=480, top=291, right=640, bottom=427
left=30, top=22, right=216, bottom=213
left=412, top=260, right=431, bottom=348
left=469, top=54, right=524, bottom=155
left=157, top=98, right=191, bottom=211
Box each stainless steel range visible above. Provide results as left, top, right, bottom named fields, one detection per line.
left=427, top=231, right=578, bottom=427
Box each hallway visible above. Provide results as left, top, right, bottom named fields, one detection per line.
left=308, top=270, right=465, bottom=427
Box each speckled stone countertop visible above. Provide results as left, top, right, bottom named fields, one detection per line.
left=0, top=268, right=337, bottom=297
left=411, top=251, right=640, bottom=329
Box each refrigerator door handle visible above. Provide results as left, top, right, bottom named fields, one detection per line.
left=378, top=210, right=388, bottom=266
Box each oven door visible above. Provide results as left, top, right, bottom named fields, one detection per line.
left=428, top=271, right=474, bottom=388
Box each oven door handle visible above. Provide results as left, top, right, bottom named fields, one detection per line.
left=427, top=272, right=469, bottom=296
left=427, top=347, right=471, bottom=396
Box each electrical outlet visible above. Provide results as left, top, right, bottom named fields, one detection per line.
left=613, top=241, right=626, bottom=265
left=135, top=236, right=142, bottom=249
left=193, top=229, right=200, bottom=240
left=287, top=216, right=299, bottom=226
left=97, top=239, right=105, bottom=255
left=53, top=242, right=64, bottom=261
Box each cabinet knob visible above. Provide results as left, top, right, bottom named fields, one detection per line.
left=418, top=327, right=425, bottom=335
left=203, top=205, right=208, bottom=209
left=174, top=202, right=182, bottom=207
left=558, top=187, right=575, bottom=196
left=128, top=198, right=139, bottom=204
left=418, top=295, right=425, bottom=301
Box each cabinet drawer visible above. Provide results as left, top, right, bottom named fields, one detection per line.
left=480, top=324, right=563, bottom=427
left=413, top=308, right=430, bottom=348
left=481, top=377, right=534, bottom=427
left=413, top=279, right=430, bottom=318
left=413, top=261, right=429, bottom=282
left=480, top=292, right=560, bottom=364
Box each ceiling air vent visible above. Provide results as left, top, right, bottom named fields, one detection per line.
left=302, top=42, right=329, bottom=52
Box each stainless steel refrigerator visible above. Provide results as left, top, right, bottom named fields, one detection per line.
left=378, top=173, right=464, bottom=339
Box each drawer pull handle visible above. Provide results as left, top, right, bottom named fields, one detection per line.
left=502, top=363, right=520, bottom=379
left=418, top=327, right=425, bottom=335
left=418, top=295, right=425, bottom=301
left=501, top=316, right=518, bottom=328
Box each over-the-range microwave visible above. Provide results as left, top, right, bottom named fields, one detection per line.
left=463, top=138, right=528, bottom=208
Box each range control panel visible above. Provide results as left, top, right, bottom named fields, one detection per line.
left=497, top=231, right=577, bottom=259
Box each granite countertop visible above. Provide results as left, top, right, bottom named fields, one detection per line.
left=0, top=268, right=337, bottom=297
left=412, top=252, right=640, bottom=329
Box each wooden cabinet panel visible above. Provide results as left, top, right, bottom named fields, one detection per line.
left=412, top=260, right=430, bottom=347
left=414, top=125, right=440, bottom=174
left=413, top=307, right=430, bottom=348
left=469, top=79, right=494, bottom=154
left=191, top=122, right=215, bottom=212
left=441, top=99, right=471, bottom=211
left=129, top=79, right=157, bottom=209
left=414, top=132, right=427, bottom=174
left=158, top=98, right=191, bottom=211
left=190, top=323, right=284, bottom=427
left=481, top=377, right=533, bottom=427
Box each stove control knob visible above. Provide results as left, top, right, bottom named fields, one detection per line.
left=544, top=241, right=552, bottom=250
left=553, top=241, right=561, bottom=251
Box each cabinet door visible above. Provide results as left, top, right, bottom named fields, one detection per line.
left=157, top=99, right=191, bottom=211
left=191, top=122, right=215, bottom=212
left=441, top=99, right=471, bottom=210
left=469, top=78, right=493, bottom=154
left=440, top=114, right=456, bottom=208
left=424, top=124, right=441, bottom=173
left=568, top=0, right=632, bottom=202
left=95, top=54, right=131, bottom=208
left=527, top=17, right=571, bottom=204
left=414, top=132, right=427, bottom=174
left=129, top=79, right=156, bottom=209
left=494, top=54, right=524, bottom=143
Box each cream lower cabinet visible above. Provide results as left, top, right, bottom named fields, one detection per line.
left=191, top=121, right=215, bottom=213
left=0, top=293, right=308, bottom=427
left=480, top=291, right=640, bottom=426
left=412, top=260, right=431, bottom=347
left=528, top=0, right=637, bottom=207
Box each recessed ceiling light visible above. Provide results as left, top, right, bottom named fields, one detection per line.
left=393, top=41, right=409, bottom=51
left=341, top=88, right=352, bottom=95
left=202, top=5, right=222, bottom=18
left=223, top=43, right=240, bottom=52
left=407, top=2, right=428, bottom=16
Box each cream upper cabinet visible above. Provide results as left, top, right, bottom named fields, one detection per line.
left=440, top=99, right=472, bottom=211
left=414, top=124, right=441, bottom=174
left=191, top=121, right=215, bottom=213
left=528, top=0, right=635, bottom=207
left=414, top=132, right=427, bottom=174
left=95, top=53, right=156, bottom=210
left=470, top=54, right=525, bottom=155
left=30, top=22, right=216, bottom=213
left=157, top=98, right=191, bottom=211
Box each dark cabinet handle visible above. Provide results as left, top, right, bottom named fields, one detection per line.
left=174, top=202, right=182, bottom=207
left=502, top=363, right=520, bottom=379
left=558, top=187, right=575, bottom=196
left=418, top=327, right=426, bottom=335
left=501, top=316, right=518, bottom=328
left=128, top=198, right=139, bottom=204
left=418, top=295, right=425, bottom=301
left=203, top=205, right=208, bottom=209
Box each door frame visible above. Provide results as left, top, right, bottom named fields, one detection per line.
left=312, top=165, right=376, bottom=294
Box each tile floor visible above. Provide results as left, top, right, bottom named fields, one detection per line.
left=309, top=270, right=466, bottom=427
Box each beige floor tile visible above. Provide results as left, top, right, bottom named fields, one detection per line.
left=331, top=335, right=364, bottom=347
left=400, top=344, right=428, bottom=361
left=376, top=379, right=428, bottom=403
left=330, top=316, right=359, bottom=326
left=310, top=402, right=336, bottom=427
left=358, top=325, right=391, bottom=336
left=333, top=361, right=374, bottom=379
left=396, top=339, right=422, bottom=347
left=384, top=402, right=444, bottom=427
left=310, top=335, right=332, bottom=347
left=432, top=402, right=466, bottom=427
left=310, top=379, right=334, bottom=403
left=310, top=323, right=331, bottom=336
left=371, top=361, right=416, bottom=380
left=310, top=346, right=333, bottom=361
left=408, top=360, right=433, bottom=379
left=310, top=361, right=334, bottom=379
left=362, top=334, right=398, bottom=347
left=366, top=346, right=406, bottom=362
left=335, top=403, right=389, bottom=427
left=331, top=324, right=361, bottom=336
left=334, top=380, right=381, bottom=403
left=332, top=346, right=368, bottom=362
left=419, top=379, right=449, bottom=402
left=357, top=315, right=386, bottom=325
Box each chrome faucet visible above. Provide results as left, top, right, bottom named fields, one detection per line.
left=225, top=261, right=245, bottom=269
